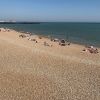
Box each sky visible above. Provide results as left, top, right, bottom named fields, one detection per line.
left=0, top=0, right=100, bottom=22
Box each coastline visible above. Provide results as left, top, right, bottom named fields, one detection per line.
left=0, top=22, right=100, bottom=47
left=0, top=27, right=100, bottom=63
left=0, top=28, right=100, bottom=100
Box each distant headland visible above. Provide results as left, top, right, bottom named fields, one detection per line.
left=0, top=21, right=40, bottom=24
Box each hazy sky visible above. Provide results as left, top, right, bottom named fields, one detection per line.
left=0, top=0, right=100, bottom=22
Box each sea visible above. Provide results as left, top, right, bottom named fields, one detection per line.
left=0, top=22, right=100, bottom=47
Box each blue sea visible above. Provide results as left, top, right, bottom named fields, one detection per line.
left=0, top=22, right=100, bottom=46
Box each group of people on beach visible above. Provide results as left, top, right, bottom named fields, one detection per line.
left=19, top=32, right=38, bottom=43
left=83, top=46, right=99, bottom=54
left=19, top=32, right=99, bottom=54
left=0, top=28, right=10, bottom=32
left=0, top=28, right=99, bottom=54
left=19, top=32, right=71, bottom=47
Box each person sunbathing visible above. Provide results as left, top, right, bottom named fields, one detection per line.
left=87, top=47, right=99, bottom=54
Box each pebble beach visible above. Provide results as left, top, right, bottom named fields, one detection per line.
left=0, top=28, right=100, bottom=100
